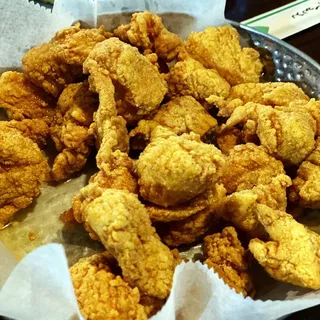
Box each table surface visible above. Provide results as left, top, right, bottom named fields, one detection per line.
left=226, top=2, right=319, bottom=319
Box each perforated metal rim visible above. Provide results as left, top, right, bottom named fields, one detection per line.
left=232, top=21, right=320, bottom=99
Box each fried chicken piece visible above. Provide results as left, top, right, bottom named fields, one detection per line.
left=208, top=82, right=309, bottom=117
left=71, top=73, right=131, bottom=225
left=185, top=26, right=263, bottom=86
left=83, top=37, right=167, bottom=123
left=50, top=82, right=98, bottom=181
left=158, top=183, right=226, bottom=247
left=218, top=174, right=291, bottom=237
left=139, top=296, right=165, bottom=317
left=86, top=75, right=129, bottom=154
left=22, top=24, right=110, bottom=97
left=146, top=187, right=221, bottom=222
left=78, top=187, right=175, bottom=299
left=214, top=126, right=242, bottom=154
left=143, top=49, right=160, bottom=71
left=0, top=119, right=50, bottom=149
left=225, top=103, right=316, bottom=165
left=129, top=96, right=217, bottom=150
left=288, top=99, right=320, bottom=136
left=114, top=11, right=183, bottom=62
left=249, top=204, right=320, bottom=289
left=289, top=137, right=320, bottom=208
left=218, top=143, right=286, bottom=194
left=0, top=71, right=56, bottom=123
left=92, top=151, right=138, bottom=196
left=0, top=128, right=48, bottom=228
left=70, top=253, right=147, bottom=320
left=203, top=226, right=255, bottom=297
left=160, top=210, right=213, bottom=247
left=137, top=126, right=225, bottom=207
left=165, top=57, right=230, bottom=101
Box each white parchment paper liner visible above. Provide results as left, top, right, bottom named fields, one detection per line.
left=0, top=1, right=320, bottom=319
left=0, top=0, right=74, bottom=70
left=1, top=244, right=320, bottom=320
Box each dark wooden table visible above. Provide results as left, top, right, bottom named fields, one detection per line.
left=226, top=2, right=319, bottom=318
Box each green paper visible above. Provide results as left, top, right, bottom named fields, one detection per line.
left=251, top=26, right=270, bottom=34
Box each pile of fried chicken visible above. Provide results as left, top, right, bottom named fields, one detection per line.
left=1, top=11, right=320, bottom=320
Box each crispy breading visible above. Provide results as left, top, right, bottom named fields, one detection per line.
left=208, top=82, right=309, bottom=117
left=165, top=57, right=230, bottom=100
left=203, top=227, right=255, bottom=297
left=50, top=82, right=98, bottom=181
left=137, top=126, right=225, bottom=207
left=158, top=184, right=226, bottom=247
left=114, top=11, right=183, bottom=62
left=218, top=174, right=292, bottom=237
left=214, top=126, right=242, bottom=154
left=71, top=69, right=132, bottom=241
left=139, top=296, right=165, bottom=317
left=22, top=24, right=110, bottom=97
left=288, top=98, right=320, bottom=136
left=146, top=187, right=220, bottom=222
left=289, top=137, right=320, bottom=208
left=218, top=143, right=286, bottom=194
left=80, top=188, right=175, bottom=299
left=249, top=204, right=320, bottom=289
left=129, top=96, right=217, bottom=150
left=0, top=71, right=56, bottom=123
left=225, top=103, right=316, bottom=165
left=82, top=65, right=129, bottom=155
left=93, top=151, right=138, bottom=195
left=83, top=37, right=167, bottom=122
left=70, top=253, right=147, bottom=320
left=0, top=119, right=50, bottom=149
left=0, top=128, right=48, bottom=228
left=185, top=26, right=263, bottom=85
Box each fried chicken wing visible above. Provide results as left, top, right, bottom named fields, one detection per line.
left=0, top=119, right=50, bottom=149
left=185, top=26, right=263, bottom=85
left=158, top=183, right=226, bottom=247
left=0, top=128, right=48, bottom=228
left=70, top=253, right=147, bottom=320
left=218, top=143, right=286, bottom=194
left=137, top=126, right=225, bottom=207
left=0, top=71, right=56, bottom=123
left=50, top=82, right=98, bottom=181
left=83, top=37, right=167, bottom=123
left=208, top=82, right=309, bottom=117
left=22, top=24, right=110, bottom=97
left=249, top=204, right=320, bottom=289
left=165, top=57, right=230, bottom=100
left=218, top=174, right=291, bottom=237
left=79, top=188, right=175, bottom=299
left=225, top=103, right=316, bottom=165
left=114, top=11, right=183, bottom=62
left=203, top=226, right=255, bottom=297
left=289, top=137, right=320, bottom=208
left=129, top=96, right=217, bottom=150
